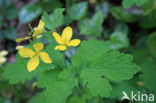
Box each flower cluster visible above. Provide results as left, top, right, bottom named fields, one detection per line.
left=17, top=20, right=81, bottom=72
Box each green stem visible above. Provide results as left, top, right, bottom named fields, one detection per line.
left=29, top=24, right=34, bottom=33
left=28, top=32, right=32, bottom=43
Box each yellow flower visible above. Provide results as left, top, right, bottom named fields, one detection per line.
left=16, top=20, right=45, bottom=43
left=0, top=50, right=8, bottom=65
left=53, top=26, right=81, bottom=51
left=18, top=43, right=52, bottom=72
left=16, top=45, right=24, bottom=50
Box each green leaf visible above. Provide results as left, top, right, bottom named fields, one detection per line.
left=81, top=70, right=112, bottom=97
left=37, top=70, right=78, bottom=103
left=6, top=6, right=17, bottom=20
left=147, top=32, right=156, bottom=57
left=72, top=38, right=139, bottom=97
left=29, top=92, right=46, bottom=103
left=0, top=14, right=3, bottom=28
left=113, top=21, right=129, bottom=34
left=45, top=42, right=66, bottom=69
left=110, top=80, right=141, bottom=100
left=139, top=59, right=156, bottom=91
left=67, top=96, right=86, bottom=103
left=42, top=8, right=65, bottom=31
left=18, top=4, right=42, bottom=24
left=67, top=2, right=88, bottom=20
left=95, top=1, right=110, bottom=19
left=90, top=51, right=140, bottom=82
left=2, top=54, right=52, bottom=84
left=37, top=0, right=63, bottom=12
left=3, top=26, right=17, bottom=41
left=72, top=38, right=110, bottom=68
left=108, top=32, right=129, bottom=50
left=111, top=7, right=139, bottom=23
left=2, top=42, right=64, bottom=84
left=78, top=11, right=104, bottom=37
left=122, top=0, right=147, bottom=8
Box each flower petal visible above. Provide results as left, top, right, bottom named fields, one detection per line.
left=27, top=55, right=39, bottom=72
left=19, top=48, right=35, bottom=58
left=16, top=37, right=30, bottom=42
left=0, top=57, right=7, bottom=64
left=39, top=52, right=52, bottom=63
left=55, top=45, right=67, bottom=51
left=53, top=32, right=64, bottom=45
left=67, top=39, right=81, bottom=47
left=62, top=26, right=72, bottom=42
left=38, top=20, right=45, bottom=29
left=0, top=50, right=8, bottom=56
left=16, top=38, right=25, bottom=43
left=32, top=29, right=42, bottom=37
left=33, top=43, right=44, bottom=52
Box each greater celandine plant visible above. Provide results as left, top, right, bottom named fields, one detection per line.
left=2, top=10, right=140, bottom=103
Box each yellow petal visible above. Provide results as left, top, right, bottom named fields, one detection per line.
left=37, top=20, right=45, bottom=29
left=27, top=55, right=39, bottom=72
left=67, top=39, right=81, bottom=47
left=33, top=43, right=44, bottom=52
left=16, top=38, right=25, bottom=42
left=16, top=45, right=24, bottom=50
left=32, top=20, right=45, bottom=37
left=53, top=32, right=64, bottom=45
left=16, top=37, right=30, bottom=42
left=62, top=26, right=72, bottom=43
left=32, top=29, right=42, bottom=37
left=19, top=48, right=35, bottom=58
left=0, top=57, right=7, bottom=64
left=0, top=50, right=8, bottom=56
left=39, top=52, right=52, bottom=63
left=55, top=45, right=67, bottom=51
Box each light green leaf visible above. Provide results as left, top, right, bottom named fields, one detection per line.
left=67, top=2, right=88, bottom=20
left=78, top=11, right=104, bottom=37
left=18, top=4, right=42, bottom=24
left=108, top=32, right=129, bottom=50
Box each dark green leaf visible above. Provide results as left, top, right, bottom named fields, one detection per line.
left=67, top=2, right=88, bottom=20
left=18, top=4, right=42, bottom=24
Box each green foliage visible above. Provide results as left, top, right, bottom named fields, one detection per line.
left=67, top=2, right=88, bottom=20
left=78, top=11, right=104, bottom=37
left=18, top=4, right=42, bottom=24
left=147, top=32, right=156, bottom=57
left=3, top=26, right=17, bottom=41
left=2, top=43, right=65, bottom=84
left=111, top=7, right=139, bottom=23
left=139, top=59, right=156, bottom=92
left=122, top=0, right=147, bottom=8
left=108, top=32, right=129, bottom=50
left=42, top=8, right=65, bottom=31
left=1, top=0, right=156, bottom=103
